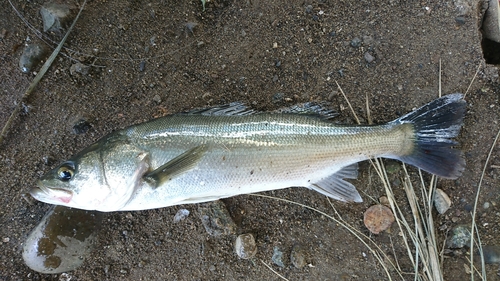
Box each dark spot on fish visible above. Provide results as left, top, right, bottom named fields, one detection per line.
left=250, top=170, right=254, bottom=175
left=222, top=156, right=226, bottom=161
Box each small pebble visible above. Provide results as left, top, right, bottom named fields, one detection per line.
left=272, top=246, right=285, bottom=267
left=2, top=237, right=9, bottom=243
left=362, top=35, right=374, bottom=45
left=272, top=93, right=284, bottom=104
left=40, top=3, right=75, bottom=32
left=455, top=16, right=466, bottom=25
left=153, top=94, right=162, bottom=104
left=305, top=5, right=313, bottom=13
left=364, top=204, right=395, bottom=234
left=139, top=61, right=146, bottom=72
left=364, top=52, right=375, bottom=63
left=290, top=244, right=307, bottom=268
left=379, top=196, right=390, bottom=207
left=350, top=37, right=362, bottom=48
left=481, top=245, right=500, bottom=264
left=70, top=62, right=90, bottom=76
left=198, top=200, right=236, bottom=236
left=483, top=202, right=491, bottom=209
left=19, top=43, right=47, bottom=73
left=446, top=225, right=471, bottom=248
left=234, top=233, right=257, bottom=259
left=72, top=119, right=91, bottom=134
left=434, top=189, right=452, bottom=214
left=173, top=209, right=190, bottom=222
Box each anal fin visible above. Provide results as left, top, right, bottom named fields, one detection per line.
left=144, top=144, right=208, bottom=188
left=308, top=164, right=362, bottom=202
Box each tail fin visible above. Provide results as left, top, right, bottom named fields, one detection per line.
left=393, top=94, right=466, bottom=179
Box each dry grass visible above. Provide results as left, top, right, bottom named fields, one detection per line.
left=257, top=65, right=490, bottom=280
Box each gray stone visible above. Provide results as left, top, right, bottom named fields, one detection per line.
left=446, top=225, right=471, bottom=248
left=234, top=233, right=257, bottom=259
left=40, top=3, right=75, bottom=33
left=434, top=189, right=452, bottom=214
left=19, top=43, right=47, bottom=73
left=198, top=200, right=236, bottom=236
left=290, top=245, right=307, bottom=268
left=23, top=206, right=103, bottom=274
left=482, top=0, right=500, bottom=42
left=272, top=246, right=285, bottom=267
left=482, top=245, right=500, bottom=264
left=70, top=62, right=90, bottom=76
left=350, top=37, right=362, bottom=48
left=364, top=52, right=375, bottom=63
left=173, top=209, right=190, bottom=222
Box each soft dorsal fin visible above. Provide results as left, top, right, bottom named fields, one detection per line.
left=308, top=164, right=362, bottom=202
left=181, top=102, right=255, bottom=116
left=274, top=102, right=338, bottom=119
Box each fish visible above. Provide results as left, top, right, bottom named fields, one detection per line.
left=30, top=94, right=466, bottom=212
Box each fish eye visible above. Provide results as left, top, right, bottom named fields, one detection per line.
left=57, top=163, right=74, bottom=181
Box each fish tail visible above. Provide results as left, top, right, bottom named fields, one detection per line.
left=393, top=93, right=466, bottom=179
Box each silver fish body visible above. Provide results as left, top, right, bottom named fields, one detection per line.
left=31, top=94, right=466, bottom=211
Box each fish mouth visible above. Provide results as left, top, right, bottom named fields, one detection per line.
left=30, top=185, right=73, bottom=204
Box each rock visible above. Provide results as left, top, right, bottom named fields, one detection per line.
left=482, top=0, right=500, bottom=42
left=72, top=119, right=91, bottom=134
left=153, top=94, right=162, bottom=104
left=364, top=52, right=375, bottom=63
left=23, top=206, right=103, bottom=274
left=350, top=37, right=362, bottom=48
left=481, top=245, right=500, bottom=264
left=173, top=209, right=190, bottom=222
left=446, top=225, right=471, bottom=248
left=434, top=189, right=452, bottom=214
left=362, top=35, right=374, bottom=45
left=379, top=196, right=390, bottom=207
left=272, top=93, right=284, bottom=104
left=19, top=43, right=47, bottom=73
left=70, top=62, right=90, bottom=76
left=290, top=244, right=307, bottom=268
left=455, top=16, right=466, bottom=25
left=40, top=3, right=75, bottom=33
left=234, top=233, right=257, bottom=259
left=198, top=200, right=236, bottom=236
left=363, top=204, right=395, bottom=234
left=272, top=246, right=285, bottom=267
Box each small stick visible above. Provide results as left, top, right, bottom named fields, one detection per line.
left=335, top=80, right=360, bottom=124
left=0, top=1, right=87, bottom=147
left=464, top=63, right=482, bottom=100
left=260, top=260, right=290, bottom=281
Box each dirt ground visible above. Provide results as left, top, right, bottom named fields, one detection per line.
left=1, top=0, right=500, bottom=280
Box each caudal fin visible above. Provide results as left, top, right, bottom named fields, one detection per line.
left=393, top=94, right=466, bottom=179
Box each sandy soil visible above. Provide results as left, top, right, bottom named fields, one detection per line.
left=1, top=0, right=499, bottom=280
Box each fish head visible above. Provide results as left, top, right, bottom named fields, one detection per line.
left=31, top=137, right=151, bottom=212
left=31, top=143, right=114, bottom=211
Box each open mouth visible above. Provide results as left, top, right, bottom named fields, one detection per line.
left=30, top=185, right=73, bottom=204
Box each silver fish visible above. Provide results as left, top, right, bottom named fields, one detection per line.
left=31, top=94, right=466, bottom=212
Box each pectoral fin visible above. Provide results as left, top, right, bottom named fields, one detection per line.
left=144, top=144, right=208, bottom=187
left=308, top=164, right=362, bottom=202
